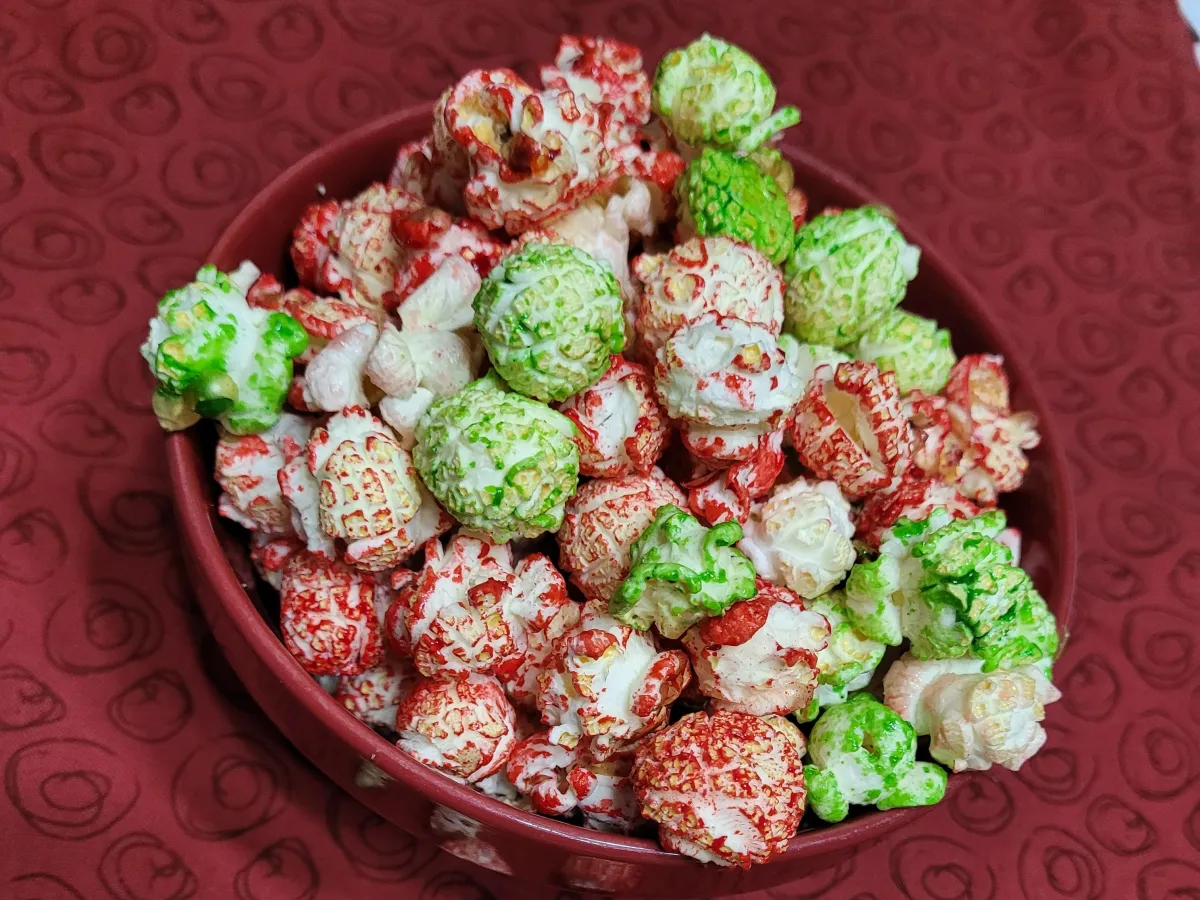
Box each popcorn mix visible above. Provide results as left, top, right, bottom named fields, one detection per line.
left=145, top=31, right=1063, bottom=868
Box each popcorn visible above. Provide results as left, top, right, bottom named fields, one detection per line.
left=854, top=309, right=956, bottom=395
left=537, top=601, right=691, bottom=760
left=502, top=553, right=583, bottom=708
left=334, top=655, right=418, bottom=729
left=474, top=243, right=626, bottom=402
left=884, top=654, right=1061, bottom=773
left=395, top=673, right=517, bottom=784
left=140, top=262, right=308, bottom=434
left=803, top=693, right=947, bottom=823
left=541, top=35, right=652, bottom=131
left=632, top=236, right=785, bottom=356
left=279, top=551, right=383, bottom=676
left=390, top=206, right=504, bottom=306
left=784, top=206, right=920, bottom=347
left=246, top=274, right=374, bottom=364
left=738, top=478, right=855, bottom=599
left=249, top=532, right=303, bottom=591
left=557, top=469, right=688, bottom=605
left=790, top=360, right=911, bottom=501
left=798, top=591, right=886, bottom=722
left=612, top=504, right=757, bottom=638
left=686, top=423, right=785, bottom=524
left=632, top=711, right=807, bottom=867
left=214, top=412, right=312, bottom=534
left=388, top=135, right=467, bottom=214
left=556, top=355, right=668, bottom=478
left=855, top=475, right=979, bottom=549
left=683, top=580, right=830, bottom=717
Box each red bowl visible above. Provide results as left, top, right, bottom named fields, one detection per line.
left=166, top=106, right=1077, bottom=895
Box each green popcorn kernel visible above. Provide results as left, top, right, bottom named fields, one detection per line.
left=612, top=504, right=757, bottom=639
left=784, top=206, right=921, bottom=347
left=473, top=242, right=625, bottom=403
left=140, top=263, right=308, bottom=435
left=854, top=309, right=957, bottom=394
left=800, top=591, right=887, bottom=722
left=413, top=373, right=580, bottom=542
left=653, top=34, right=800, bottom=153
left=804, top=693, right=946, bottom=823
left=677, top=148, right=794, bottom=264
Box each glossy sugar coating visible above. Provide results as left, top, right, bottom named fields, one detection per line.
left=474, top=243, right=626, bottom=402
left=652, top=34, right=799, bottom=152
left=632, top=236, right=785, bottom=355
left=796, top=591, right=886, bottom=723
left=612, top=504, right=757, bottom=638
left=632, top=711, right=807, bottom=867
left=790, top=360, right=912, bottom=501
left=683, top=580, right=830, bottom=717
left=536, top=601, right=691, bottom=760
left=784, top=206, right=920, bottom=347
left=854, top=309, right=956, bottom=394
left=557, top=469, right=688, bottom=604
left=395, top=673, right=517, bottom=784
left=214, top=412, right=312, bottom=535
left=803, top=693, right=947, bottom=823
left=738, top=477, right=855, bottom=599
left=333, top=655, right=418, bottom=729
left=140, top=262, right=308, bottom=434
left=677, top=148, right=794, bottom=264
left=414, top=374, right=580, bottom=542
left=279, top=551, right=383, bottom=676
left=687, top=422, right=786, bottom=525
left=884, top=654, right=1061, bottom=773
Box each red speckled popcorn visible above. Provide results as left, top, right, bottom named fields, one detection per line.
left=500, top=554, right=582, bottom=709
left=247, top=273, right=375, bottom=363
left=632, top=710, right=808, bottom=867
left=537, top=601, right=691, bottom=761
left=540, top=35, right=652, bottom=131
left=856, top=475, right=980, bottom=548
left=557, top=469, right=688, bottom=604
left=682, top=580, right=830, bottom=717
left=249, top=532, right=304, bottom=591
left=687, top=423, right=786, bottom=525
left=279, top=551, right=383, bottom=676
left=395, top=673, right=518, bottom=783
left=388, top=135, right=469, bottom=215
left=790, top=360, right=911, bottom=501
left=557, top=355, right=669, bottom=478
left=905, top=389, right=955, bottom=476
left=214, top=413, right=313, bottom=535
left=389, top=206, right=504, bottom=307
left=333, top=655, right=418, bottom=729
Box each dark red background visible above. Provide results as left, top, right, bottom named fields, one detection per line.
left=2, top=1, right=1199, bottom=897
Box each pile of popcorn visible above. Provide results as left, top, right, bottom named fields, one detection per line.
left=142, top=33, right=1059, bottom=869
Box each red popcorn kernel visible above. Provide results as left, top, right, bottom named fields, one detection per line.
left=388, top=135, right=468, bottom=214
left=248, top=273, right=374, bottom=363
left=790, top=360, right=911, bottom=501
left=557, top=355, right=669, bottom=478
left=389, top=206, right=504, bottom=308
left=557, top=469, right=688, bottom=604
left=395, top=673, right=518, bottom=783
left=856, top=475, right=980, bottom=548
left=279, top=551, right=383, bottom=676
left=249, top=532, right=304, bottom=591
left=500, top=554, right=582, bottom=709
left=632, top=710, right=807, bottom=867
left=683, top=580, right=829, bottom=717
left=214, top=413, right=312, bottom=535
left=540, top=35, right=652, bottom=128
left=333, top=656, right=418, bottom=729
left=687, top=423, right=785, bottom=525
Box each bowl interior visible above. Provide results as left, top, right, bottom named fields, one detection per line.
left=178, top=106, right=1077, bottom=877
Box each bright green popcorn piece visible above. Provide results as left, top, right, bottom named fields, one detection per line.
left=803, top=693, right=947, bottom=823
left=784, top=206, right=921, bottom=347
left=473, top=242, right=625, bottom=403
left=854, top=309, right=957, bottom=394
left=140, top=262, right=308, bottom=435
left=796, top=591, right=887, bottom=723
left=653, top=34, right=800, bottom=153
left=612, top=504, right=757, bottom=639
left=413, top=373, right=580, bottom=542
left=677, top=148, right=794, bottom=264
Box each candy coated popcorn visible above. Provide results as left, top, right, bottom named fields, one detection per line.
left=790, top=360, right=911, bottom=501
left=556, top=355, right=668, bottom=478
left=388, top=135, right=468, bottom=214
left=683, top=580, right=830, bottom=716
left=249, top=532, right=303, bottom=591
left=141, top=262, right=308, bottom=434
left=687, top=423, right=785, bottom=524
left=541, top=35, right=652, bottom=130
left=296, top=322, right=378, bottom=412
left=854, top=309, right=956, bottom=395
left=414, top=374, right=580, bottom=542
left=884, top=654, right=1061, bottom=773
left=856, top=475, right=979, bottom=549
left=279, top=551, right=383, bottom=676
left=246, top=274, right=374, bottom=364
left=676, top=148, right=794, bottom=264
left=803, top=693, right=947, bottom=823
left=214, top=412, right=312, bottom=534
left=798, top=591, right=886, bottom=722
left=612, top=503, right=757, bottom=638
left=474, top=243, right=626, bottom=402
left=653, top=35, right=799, bottom=153
left=390, top=206, right=504, bottom=306
left=738, top=477, right=855, bottom=599
left=537, top=601, right=691, bottom=760
left=501, top=554, right=583, bottom=708
left=395, top=673, right=517, bottom=784
left=632, top=711, right=807, bottom=867
left=784, top=206, right=920, bottom=347
left=334, top=655, right=418, bottom=729
left=557, top=469, right=688, bottom=604
left=632, top=236, right=785, bottom=356
left=278, top=453, right=335, bottom=558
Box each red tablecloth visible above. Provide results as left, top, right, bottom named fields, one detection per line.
left=2, top=1, right=1199, bottom=897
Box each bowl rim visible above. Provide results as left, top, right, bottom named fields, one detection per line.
left=166, top=105, right=1078, bottom=868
